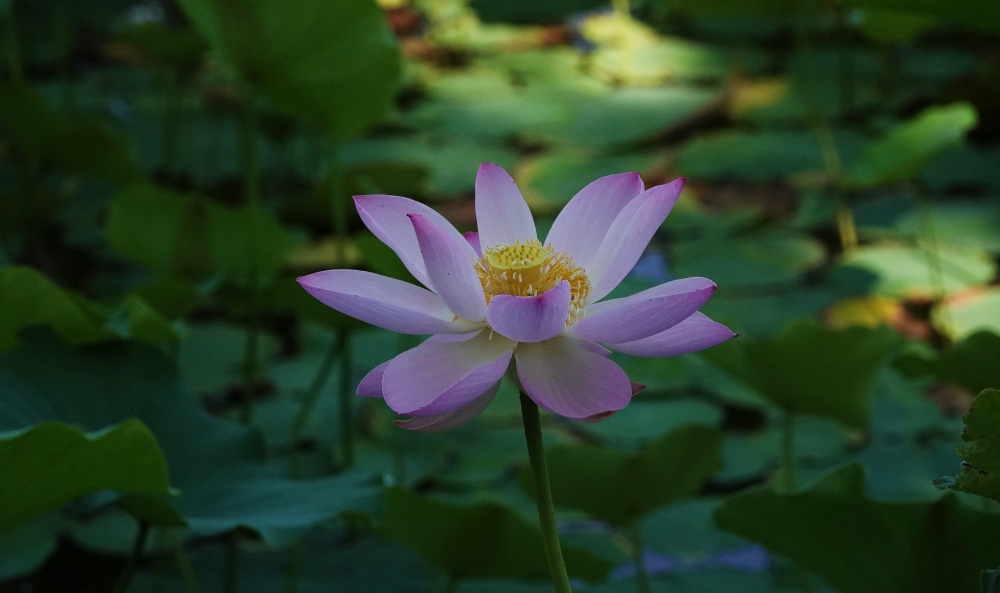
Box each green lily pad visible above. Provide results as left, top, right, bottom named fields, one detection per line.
left=675, top=129, right=867, bottom=182
left=840, top=0, right=1000, bottom=36
left=895, top=331, right=1000, bottom=396
left=517, top=150, right=665, bottom=211
left=0, top=332, right=377, bottom=547
left=177, top=0, right=400, bottom=139
left=702, top=321, right=896, bottom=429
left=0, top=266, right=178, bottom=353
left=835, top=241, right=995, bottom=298
left=0, top=420, right=172, bottom=532
left=518, top=425, right=724, bottom=526
left=935, top=290, right=1000, bottom=341
left=0, top=84, right=144, bottom=183
left=670, top=230, right=826, bottom=289
left=894, top=200, right=1000, bottom=254
left=715, top=463, right=1000, bottom=593
left=845, top=103, right=978, bottom=189
left=106, top=184, right=295, bottom=288
left=0, top=515, right=61, bottom=580
left=525, top=86, right=719, bottom=148
left=380, top=487, right=610, bottom=581
left=935, top=389, right=1000, bottom=503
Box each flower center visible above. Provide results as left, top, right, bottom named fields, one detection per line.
left=474, top=239, right=590, bottom=324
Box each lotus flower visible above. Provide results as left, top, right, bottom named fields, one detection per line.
left=298, top=163, right=735, bottom=432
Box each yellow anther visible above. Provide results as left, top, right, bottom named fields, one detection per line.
left=474, top=239, right=590, bottom=326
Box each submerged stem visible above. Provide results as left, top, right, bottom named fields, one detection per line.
left=520, top=392, right=573, bottom=593
left=631, top=525, right=653, bottom=593
left=113, top=522, right=150, bottom=593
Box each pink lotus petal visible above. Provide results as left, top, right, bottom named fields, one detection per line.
left=545, top=172, right=644, bottom=271
left=585, top=178, right=685, bottom=303
left=297, top=270, right=479, bottom=335
left=354, top=194, right=468, bottom=289
left=357, top=361, right=389, bottom=397
left=577, top=382, right=646, bottom=423
left=515, top=335, right=633, bottom=419
left=383, top=330, right=515, bottom=415
left=475, top=163, right=537, bottom=251
left=607, top=312, right=737, bottom=357
left=395, top=381, right=501, bottom=433
left=464, top=231, right=482, bottom=257
left=568, top=277, right=717, bottom=344
left=409, top=214, right=487, bottom=323
left=487, top=281, right=571, bottom=343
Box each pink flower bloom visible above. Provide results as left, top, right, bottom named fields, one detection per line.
left=298, top=163, right=735, bottom=432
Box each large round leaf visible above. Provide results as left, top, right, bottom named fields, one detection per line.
left=0, top=332, right=377, bottom=547
left=178, top=0, right=400, bottom=139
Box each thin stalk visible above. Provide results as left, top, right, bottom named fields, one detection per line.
left=520, top=392, right=573, bottom=593
left=779, top=411, right=813, bottom=592
left=285, top=544, right=301, bottom=593
left=337, top=329, right=354, bottom=467
left=169, top=530, right=200, bottom=593
left=327, top=143, right=355, bottom=468
left=239, top=91, right=262, bottom=425
left=613, top=0, right=630, bottom=17
left=3, top=0, right=24, bottom=84
left=780, top=410, right=796, bottom=494
left=834, top=3, right=855, bottom=117
left=290, top=335, right=341, bottom=478
left=791, top=4, right=857, bottom=252
left=161, top=70, right=182, bottom=177
left=913, top=183, right=951, bottom=341
left=631, top=525, right=653, bottom=593
left=222, top=534, right=239, bottom=593
left=113, top=522, right=150, bottom=593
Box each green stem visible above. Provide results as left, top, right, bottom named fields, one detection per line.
left=3, top=0, right=24, bottom=84
left=631, top=526, right=653, bottom=593
left=779, top=411, right=813, bottom=592
left=285, top=544, right=301, bottom=593
left=290, top=334, right=341, bottom=478
left=520, top=392, right=573, bottom=593
left=169, top=530, right=201, bottom=593
left=113, top=522, right=150, bottom=593
left=239, top=91, right=261, bottom=425
left=913, top=183, right=951, bottom=341
left=612, top=0, right=630, bottom=17
left=791, top=2, right=857, bottom=253
left=780, top=410, right=796, bottom=494
left=337, top=329, right=354, bottom=468
left=223, top=535, right=239, bottom=593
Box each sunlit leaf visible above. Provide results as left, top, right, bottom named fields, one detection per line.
left=177, top=0, right=400, bottom=139
left=517, top=150, right=664, bottom=210
left=935, top=289, right=1000, bottom=341
left=715, top=463, right=1000, bottom=593
left=524, top=86, right=718, bottom=148
left=845, top=103, right=978, bottom=189
left=519, top=425, right=724, bottom=526
left=835, top=241, right=995, bottom=299
left=934, top=389, right=1000, bottom=503
left=380, top=488, right=609, bottom=581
